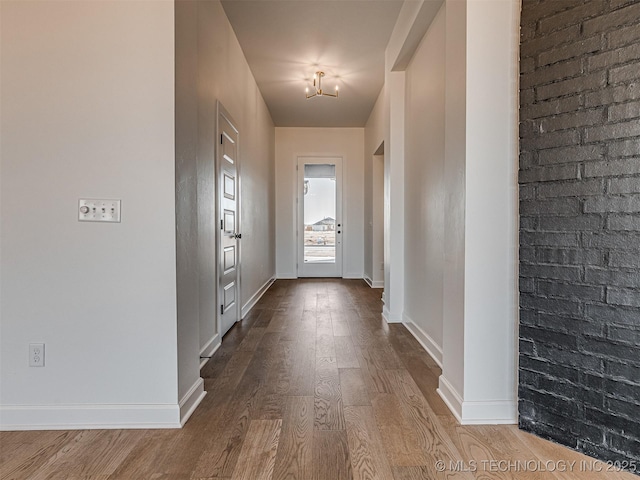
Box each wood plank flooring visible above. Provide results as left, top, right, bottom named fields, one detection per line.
left=0, top=279, right=636, bottom=479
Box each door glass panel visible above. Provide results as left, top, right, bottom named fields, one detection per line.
left=303, top=164, right=336, bottom=264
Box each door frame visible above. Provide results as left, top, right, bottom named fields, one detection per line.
left=216, top=101, right=241, bottom=337
left=297, top=156, right=343, bottom=278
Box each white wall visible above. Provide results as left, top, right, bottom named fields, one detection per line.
left=439, top=0, right=520, bottom=424
left=175, top=0, right=203, bottom=419
left=371, top=0, right=519, bottom=424
left=460, top=0, right=519, bottom=417
left=1, top=1, right=179, bottom=427
left=382, top=70, right=406, bottom=323
left=381, top=0, right=445, bottom=324
left=275, top=128, right=364, bottom=279
left=441, top=0, right=468, bottom=404
left=1, top=0, right=276, bottom=430
left=403, top=4, right=446, bottom=363
left=372, top=155, right=385, bottom=286
left=364, top=89, right=386, bottom=287
left=195, top=1, right=276, bottom=358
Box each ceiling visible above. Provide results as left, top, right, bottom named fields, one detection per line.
left=220, top=0, right=403, bottom=127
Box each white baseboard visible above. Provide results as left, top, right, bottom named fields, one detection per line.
left=0, top=403, right=181, bottom=431
left=200, top=333, right=221, bottom=369
left=179, top=377, right=206, bottom=426
left=240, top=277, right=276, bottom=319
left=438, top=375, right=517, bottom=425
left=459, top=400, right=518, bottom=425
left=437, top=375, right=464, bottom=423
left=343, top=273, right=363, bottom=279
left=0, top=380, right=209, bottom=431
left=242, top=276, right=275, bottom=318
left=363, top=276, right=384, bottom=288
left=276, top=273, right=297, bottom=279
left=382, top=305, right=402, bottom=323
left=402, top=313, right=443, bottom=367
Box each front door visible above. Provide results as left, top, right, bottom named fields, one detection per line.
left=218, top=105, right=240, bottom=337
left=297, top=156, right=343, bottom=277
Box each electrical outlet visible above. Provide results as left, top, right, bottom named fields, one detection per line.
left=29, top=343, right=45, bottom=367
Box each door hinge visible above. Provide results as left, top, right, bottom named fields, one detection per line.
left=221, top=304, right=224, bottom=315
left=221, top=219, right=224, bottom=230
left=221, top=134, right=223, bottom=145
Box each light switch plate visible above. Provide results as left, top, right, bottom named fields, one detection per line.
left=79, top=199, right=121, bottom=223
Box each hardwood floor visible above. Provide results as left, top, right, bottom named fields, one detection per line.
left=1, top=279, right=636, bottom=479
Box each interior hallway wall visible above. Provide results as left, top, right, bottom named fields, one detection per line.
left=0, top=0, right=276, bottom=429
left=175, top=0, right=202, bottom=413
left=178, top=0, right=276, bottom=381
left=372, top=155, right=385, bottom=287
left=364, top=89, right=386, bottom=288
left=402, top=3, right=446, bottom=364
left=275, top=128, right=364, bottom=279
left=1, top=0, right=179, bottom=427
left=374, top=0, right=519, bottom=424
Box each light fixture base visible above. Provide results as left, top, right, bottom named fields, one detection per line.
left=306, top=71, right=338, bottom=99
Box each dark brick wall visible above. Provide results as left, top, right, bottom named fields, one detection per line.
left=519, top=0, right=640, bottom=472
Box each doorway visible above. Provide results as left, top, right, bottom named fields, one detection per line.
left=297, top=156, right=343, bottom=277
left=217, top=104, right=241, bottom=337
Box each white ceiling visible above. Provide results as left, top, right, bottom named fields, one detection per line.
left=220, top=0, right=403, bottom=127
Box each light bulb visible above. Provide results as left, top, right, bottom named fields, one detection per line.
left=306, top=87, right=309, bottom=93
left=335, top=85, right=339, bottom=91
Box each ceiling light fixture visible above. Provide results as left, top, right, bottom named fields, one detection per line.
left=305, top=71, right=338, bottom=99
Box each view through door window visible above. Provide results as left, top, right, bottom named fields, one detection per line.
left=304, top=164, right=336, bottom=263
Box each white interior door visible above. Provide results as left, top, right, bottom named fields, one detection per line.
left=297, top=156, right=343, bottom=277
left=218, top=105, right=240, bottom=337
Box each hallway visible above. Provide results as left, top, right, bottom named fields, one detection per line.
left=1, top=280, right=635, bottom=479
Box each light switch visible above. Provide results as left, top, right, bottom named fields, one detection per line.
left=79, top=199, right=121, bottom=223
